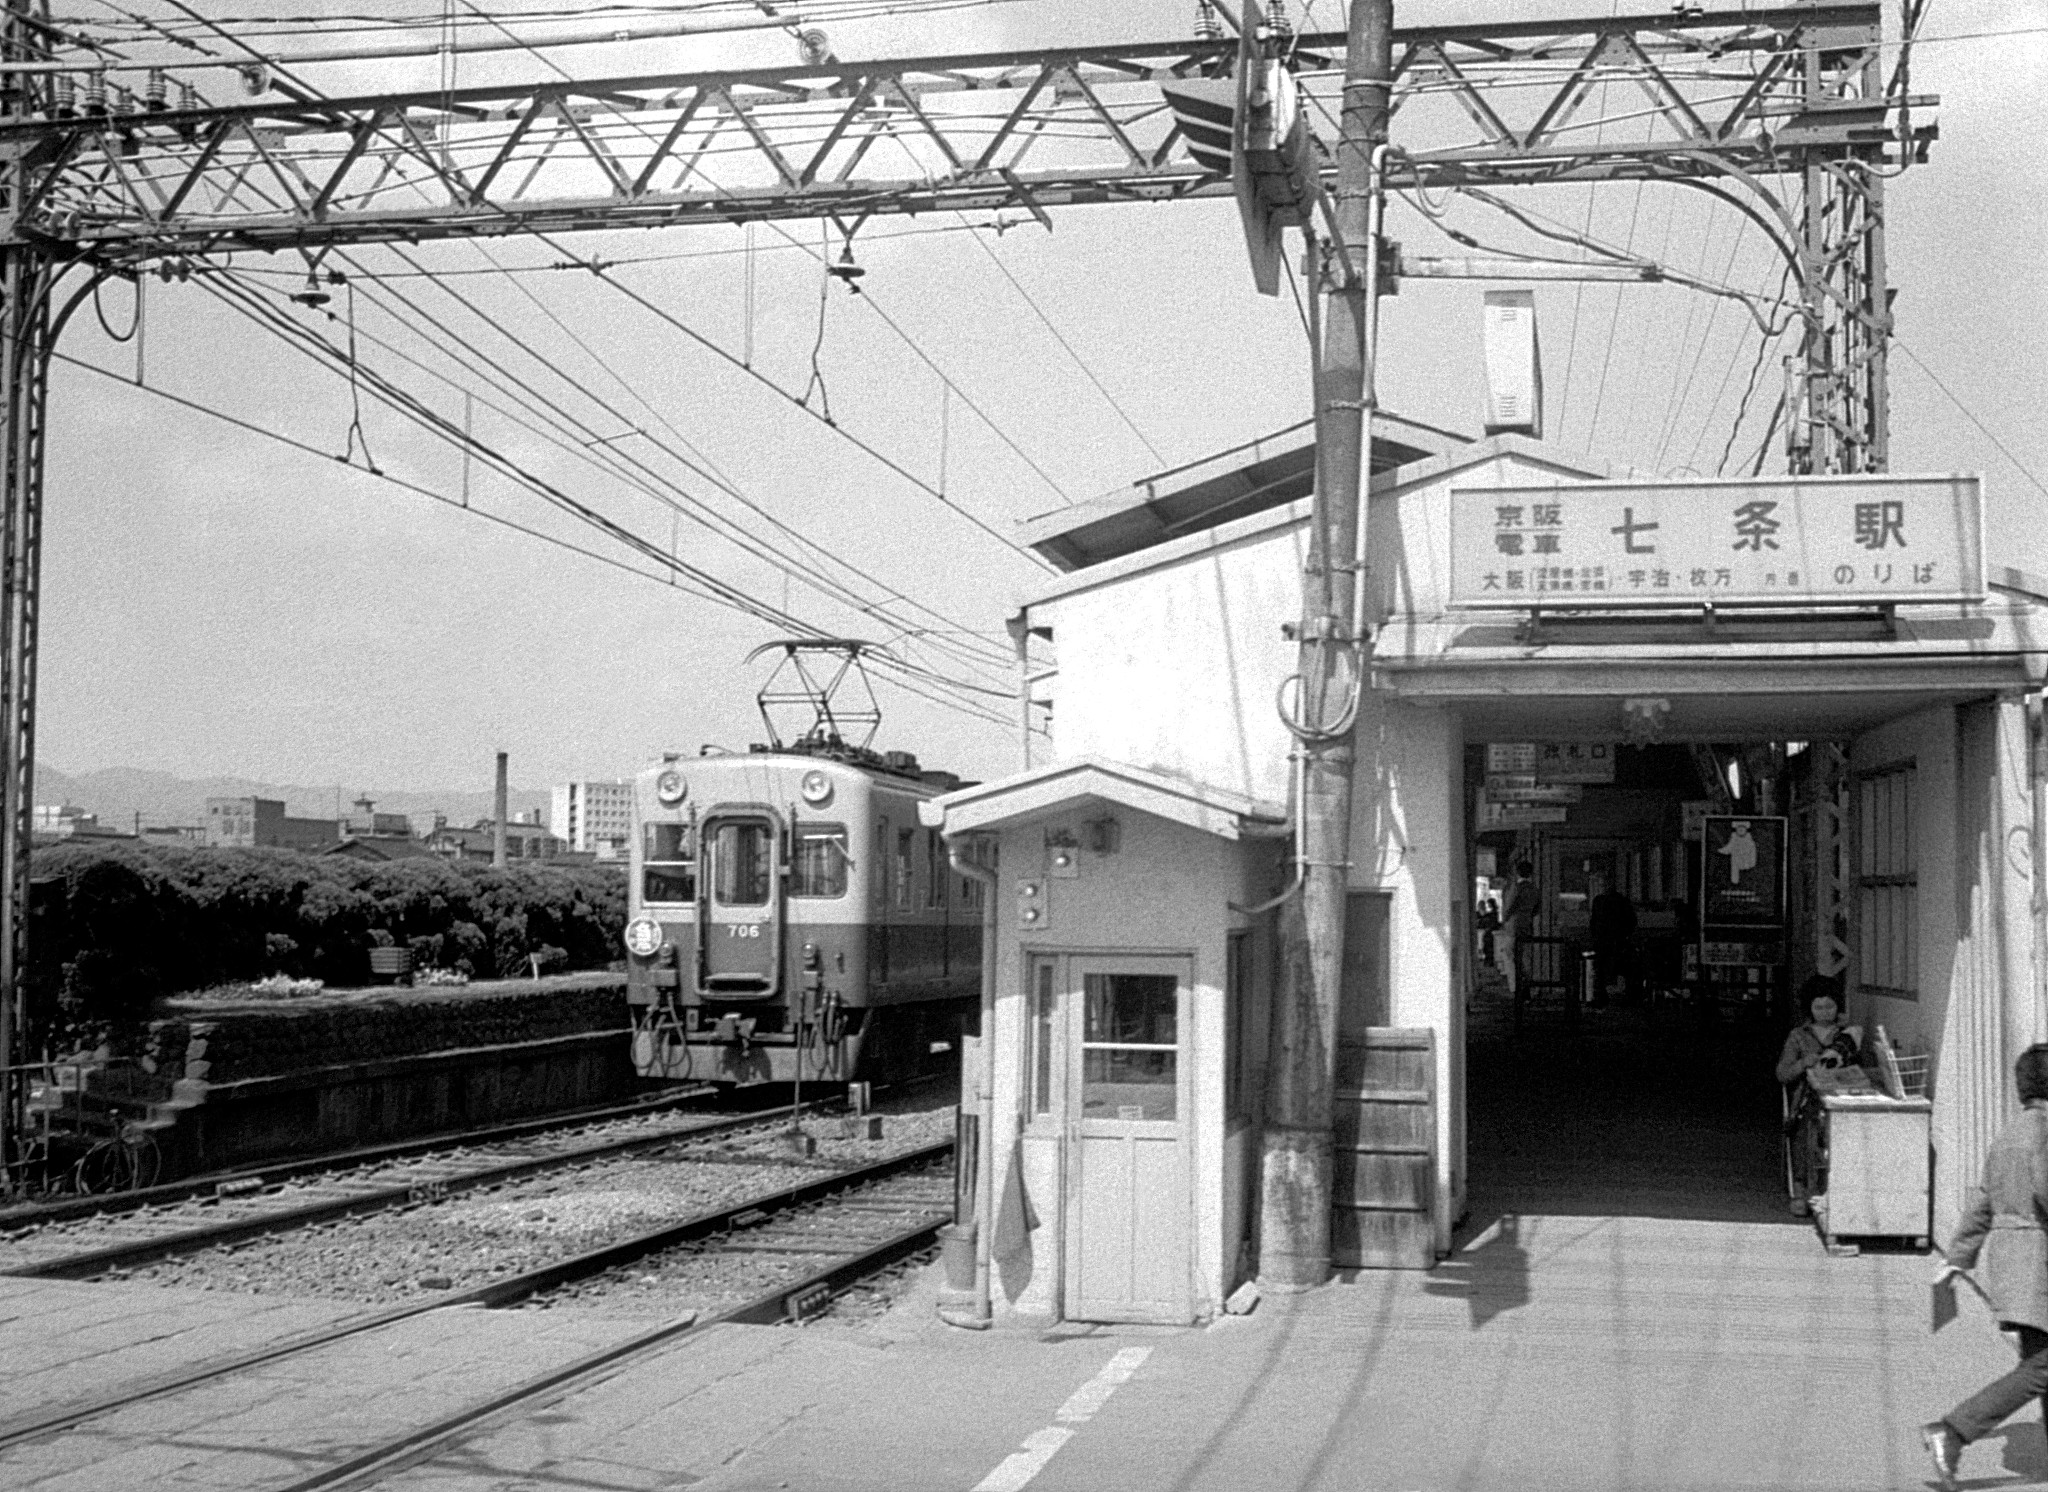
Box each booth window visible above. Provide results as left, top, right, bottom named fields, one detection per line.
left=1856, top=763, right=1917, bottom=997
left=1029, top=957, right=1055, bottom=1117
left=641, top=821, right=695, bottom=904
left=1082, top=973, right=1178, bottom=1121
left=790, top=825, right=848, bottom=899
left=1226, top=932, right=1254, bottom=1120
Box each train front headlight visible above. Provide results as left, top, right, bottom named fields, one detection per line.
left=655, top=770, right=687, bottom=805
left=799, top=769, right=832, bottom=806
left=624, top=916, right=665, bottom=959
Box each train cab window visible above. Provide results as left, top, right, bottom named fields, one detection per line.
left=642, top=822, right=696, bottom=904
left=711, top=822, right=773, bottom=906
left=791, top=825, right=849, bottom=899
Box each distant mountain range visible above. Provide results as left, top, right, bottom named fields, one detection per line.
left=35, top=765, right=551, bottom=832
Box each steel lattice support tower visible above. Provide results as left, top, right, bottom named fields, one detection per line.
left=1789, top=30, right=1896, bottom=474
left=0, top=0, right=54, bottom=1187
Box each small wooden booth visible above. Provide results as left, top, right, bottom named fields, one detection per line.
left=921, top=757, right=1287, bottom=1325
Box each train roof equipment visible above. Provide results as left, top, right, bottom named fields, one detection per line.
left=741, top=639, right=953, bottom=785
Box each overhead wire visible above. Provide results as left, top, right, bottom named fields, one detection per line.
left=272, top=256, right=1014, bottom=686
left=443, top=0, right=1081, bottom=521
left=51, top=340, right=1019, bottom=746
left=442, top=236, right=1014, bottom=673
left=154, top=9, right=1021, bottom=688
left=83, top=8, right=1022, bottom=725
left=183, top=271, right=1021, bottom=726
left=954, top=212, right=1166, bottom=466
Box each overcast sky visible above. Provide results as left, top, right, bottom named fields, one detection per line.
left=44, top=0, right=2048, bottom=802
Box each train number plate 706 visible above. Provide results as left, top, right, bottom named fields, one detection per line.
left=724, top=924, right=763, bottom=939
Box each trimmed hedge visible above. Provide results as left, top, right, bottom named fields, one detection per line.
left=27, top=842, right=625, bottom=1040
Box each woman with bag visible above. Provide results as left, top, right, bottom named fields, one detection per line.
left=1774, top=978, right=1860, bottom=1218
left=1922, top=1042, right=2048, bottom=1490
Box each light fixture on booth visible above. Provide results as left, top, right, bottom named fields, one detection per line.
left=1621, top=697, right=1670, bottom=746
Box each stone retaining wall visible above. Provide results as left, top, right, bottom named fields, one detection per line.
left=128, top=972, right=642, bottom=1178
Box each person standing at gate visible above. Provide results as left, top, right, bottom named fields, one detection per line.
left=1498, top=860, right=1538, bottom=996
left=1922, top=1043, right=2048, bottom=1491
left=1587, top=874, right=1638, bottom=1004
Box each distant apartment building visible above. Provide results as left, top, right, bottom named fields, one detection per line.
left=203, top=797, right=341, bottom=851
left=550, top=780, right=633, bottom=860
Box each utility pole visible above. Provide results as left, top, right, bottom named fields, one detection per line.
left=1258, top=0, right=1391, bottom=1289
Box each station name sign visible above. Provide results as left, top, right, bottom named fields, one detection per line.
left=1448, top=474, right=1985, bottom=609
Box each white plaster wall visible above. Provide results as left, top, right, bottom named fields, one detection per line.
left=1040, top=529, right=1304, bottom=806
left=1034, top=450, right=1599, bottom=807
left=1351, top=690, right=1467, bottom=1252
left=1848, top=702, right=1979, bottom=1236
left=984, top=810, right=1250, bottom=1323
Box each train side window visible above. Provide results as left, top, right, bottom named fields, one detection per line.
left=924, top=828, right=947, bottom=909
left=642, top=822, right=695, bottom=904
left=712, top=822, right=773, bottom=906
left=873, top=818, right=889, bottom=910
left=894, top=828, right=915, bottom=912
left=791, top=824, right=849, bottom=898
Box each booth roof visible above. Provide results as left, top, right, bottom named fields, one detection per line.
left=919, top=756, right=1288, bottom=841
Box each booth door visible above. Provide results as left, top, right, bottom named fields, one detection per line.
left=1064, top=957, right=1193, bottom=1324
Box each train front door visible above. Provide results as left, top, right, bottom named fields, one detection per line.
left=1063, top=956, right=1193, bottom=1324
left=698, top=813, right=782, bottom=997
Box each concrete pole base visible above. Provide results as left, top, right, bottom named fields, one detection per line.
left=1256, top=1123, right=1334, bottom=1290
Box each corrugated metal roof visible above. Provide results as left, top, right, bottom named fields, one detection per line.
left=1018, top=411, right=1469, bottom=572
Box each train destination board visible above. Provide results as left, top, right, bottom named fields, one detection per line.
left=1448, top=474, right=1984, bottom=609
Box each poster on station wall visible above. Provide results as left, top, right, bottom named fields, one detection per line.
left=1700, top=815, right=1787, bottom=927
left=1448, top=474, right=1984, bottom=608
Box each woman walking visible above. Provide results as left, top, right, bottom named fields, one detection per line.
left=1923, top=1043, right=2048, bottom=1490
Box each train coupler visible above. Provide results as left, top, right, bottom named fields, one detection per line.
left=712, top=1014, right=758, bottom=1054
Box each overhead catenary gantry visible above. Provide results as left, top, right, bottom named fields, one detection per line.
left=0, top=2, right=1930, bottom=1183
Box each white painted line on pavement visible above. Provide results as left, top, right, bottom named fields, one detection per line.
left=972, top=1346, right=1152, bottom=1492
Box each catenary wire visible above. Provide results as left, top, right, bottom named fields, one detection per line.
left=161, top=280, right=1023, bottom=725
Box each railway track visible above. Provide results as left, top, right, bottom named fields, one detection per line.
left=0, top=1097, right=858, bottom=1279
left=0, top=1140, right=955, bottom=1481
left=0, top=1085, right=721, bottom=1230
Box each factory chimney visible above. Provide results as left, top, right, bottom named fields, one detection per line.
left=493, top=752, right=509, bottom=867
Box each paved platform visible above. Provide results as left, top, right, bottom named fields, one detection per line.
left=0, top=1015, right=2026, bottom=1491
left=0, top=1213, right=2038, bottom=1492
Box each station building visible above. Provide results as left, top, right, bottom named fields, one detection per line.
left=922, top=416, right=2048, bottom=1327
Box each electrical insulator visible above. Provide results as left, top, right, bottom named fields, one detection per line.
left=50, top=75, right=74, bottom=119
left=111, top=84, right=136, bottom=116
left=145, top=70, right=167, bottom=111
left=1194, top=0, right=1221, bottom=42
left=1266, top=0, right=1292, bottom=40
left=177, top=80, right=197, bottom=111
left=83, top=72, right=106, bottom=115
